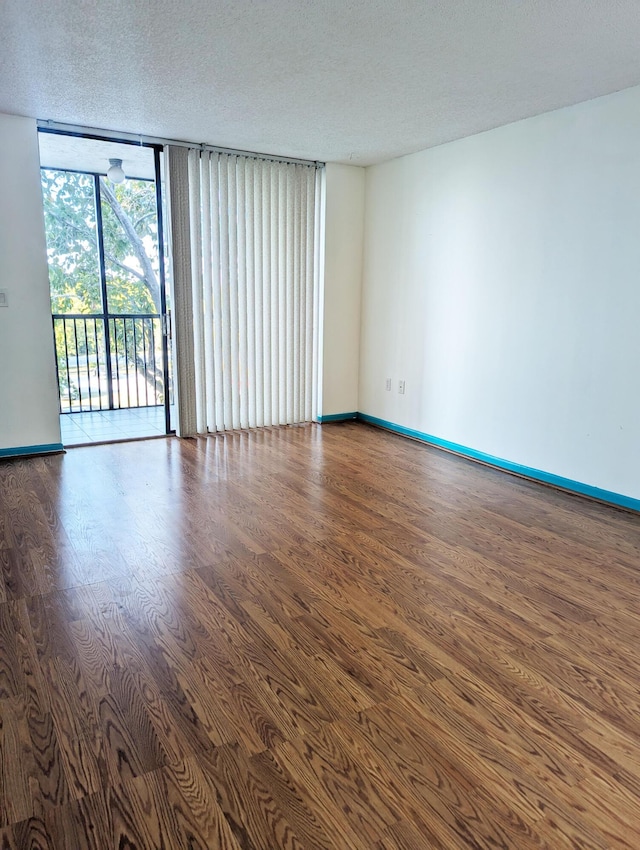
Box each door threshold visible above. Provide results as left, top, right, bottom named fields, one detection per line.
left=64, top=433, right=173, bottom=449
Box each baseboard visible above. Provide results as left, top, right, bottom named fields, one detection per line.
left=356, top=413, right=640, bottom=514
left=318, top=412, right=358, bottom=423
left=0, top=443, right=65, bottom=460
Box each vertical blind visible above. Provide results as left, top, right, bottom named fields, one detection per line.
left=167, top=146, right=322, bottom=436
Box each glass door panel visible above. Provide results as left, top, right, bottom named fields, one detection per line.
left=42, top=148, right=170, bottom=424
left=99, top=177, right=161, bottom=315
left=42, top=170, right=103, bottom=315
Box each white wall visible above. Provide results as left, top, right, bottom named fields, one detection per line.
left=321, top=163, right=365, bottom=416
left=0, top=113, right=61, bottom=452
left=360, top=86, right=640, bottom=500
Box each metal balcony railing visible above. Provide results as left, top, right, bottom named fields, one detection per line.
left=53, top=314, right=166, bottom=413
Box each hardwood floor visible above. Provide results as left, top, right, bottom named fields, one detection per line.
left=0, top=421, right=639, bottom=848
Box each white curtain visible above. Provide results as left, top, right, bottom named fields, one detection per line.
left=167, top=147, right=322, bottom=435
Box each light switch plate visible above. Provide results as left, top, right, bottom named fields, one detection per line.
left=0, top=290, right=8, bottom=307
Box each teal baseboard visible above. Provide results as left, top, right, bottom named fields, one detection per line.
left=318, top=412, right=358, bottom=423
left=357, top=413, right=640, bottom=514
left=0, top=443, right=64, bottom=460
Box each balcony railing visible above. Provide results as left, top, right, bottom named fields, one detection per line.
left=53, top=314, right=167, bottom=413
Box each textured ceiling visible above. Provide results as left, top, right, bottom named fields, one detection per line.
left=2, top=1, right=640, bottom=165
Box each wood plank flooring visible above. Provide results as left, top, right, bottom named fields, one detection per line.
left=0, top=421, right=639, bottom=848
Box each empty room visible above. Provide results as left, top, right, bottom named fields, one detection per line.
left=1, top=1, right=640, bottom=847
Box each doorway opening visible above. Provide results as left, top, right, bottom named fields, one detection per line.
left=38, top=131, right=173, bottom=445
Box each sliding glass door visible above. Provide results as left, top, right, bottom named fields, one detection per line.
left=41, top=148, right=172, bottom=432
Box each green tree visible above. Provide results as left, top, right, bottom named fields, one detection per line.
left=42, top=170, right=102, bottom=315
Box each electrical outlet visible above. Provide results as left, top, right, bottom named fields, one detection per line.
left=398, top=380, right=405, bottom=395
left=385, top=378, right=392, bottom=391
